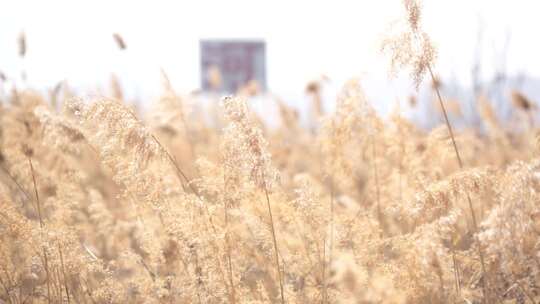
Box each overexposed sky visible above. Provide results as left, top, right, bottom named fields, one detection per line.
left=0, top=0, right=539, bottom=107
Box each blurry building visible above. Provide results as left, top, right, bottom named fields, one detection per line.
left=200, top=40, right=266, bottom=93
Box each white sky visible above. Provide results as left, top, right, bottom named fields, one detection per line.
left=1, top=0, right=539, bottom=109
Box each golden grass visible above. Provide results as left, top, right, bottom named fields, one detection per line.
left=0, top=74, right=539, bottom=303
left=1, top=1, right=540, bottom=303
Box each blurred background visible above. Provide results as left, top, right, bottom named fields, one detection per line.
left=1, top=0, right=539, bottom=129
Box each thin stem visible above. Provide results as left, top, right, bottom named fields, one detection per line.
left=321, top=237, right=327, bottom=304
left=330, top=180, right=334, bottom=260
left=262, top=180, right=285, bottom=304
left=323, top=176, right=334, bottom=304
left=53, top=267, right=62, bottom=302
left=58, top=244, right=71, bottom=304
left=223, top=171, right=236, bottom=304
left=28, top=157, right=43, bottom=228
left=152, top=134, right=188, bottom=192
left=80, top=277, right=98, bottom=304
left=161, top=68, right=197, bottom=168
left=139, top=256, right=157, bottom=282
left=191, top=246, right=204, bottom=304
left=371, top=134, right=383, bottom=236
left=428, top=64, right=489, bottom=302
left=41, top=249, right=51, bottom=304
left=451, top=247, right=461, bottom=295
left=28, top=155, right=53, bottom=304
left=428, top=67, right=463, bottom=168
left=0, top=163, right=32, bottom=204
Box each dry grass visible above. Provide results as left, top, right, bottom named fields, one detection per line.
left=1, top=1, right=540, bottom=303
left=1, top=77, right=539, bottom=304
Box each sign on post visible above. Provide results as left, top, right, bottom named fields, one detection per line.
left=200, top=40, right=266, bottom=93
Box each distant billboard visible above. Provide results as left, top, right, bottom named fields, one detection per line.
left=200, top=40, right=266, bottom=93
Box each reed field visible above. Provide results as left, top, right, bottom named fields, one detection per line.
left=1, top=1, right=539, bottom=303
